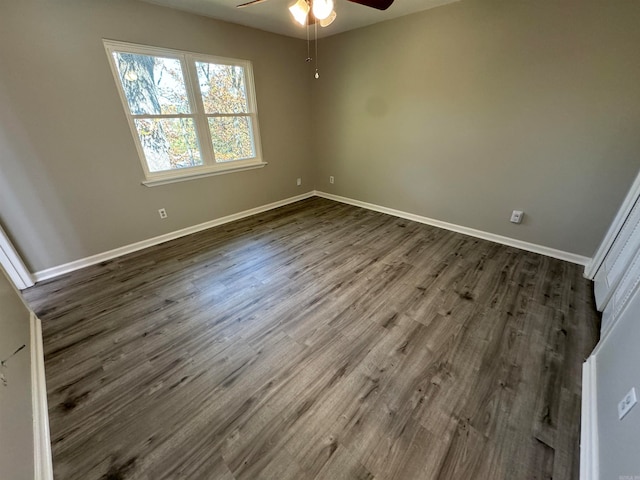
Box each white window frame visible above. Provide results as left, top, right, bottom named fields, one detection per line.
left=103, top=40, right=266, bottom=186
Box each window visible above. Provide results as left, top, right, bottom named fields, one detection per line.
left=104, top=40, right=265, bottom=186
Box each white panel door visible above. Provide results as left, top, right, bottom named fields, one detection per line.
left=594, top=196, right=640, bottom=311
left=600, top=242, right=640, bottom=335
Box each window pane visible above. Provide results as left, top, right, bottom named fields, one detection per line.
left=134, top=118, right=202, bottom=172
left=196, top=62, right=249, bottom=114
left=208, top=116, right=255, bottom=162
left=113, top=52, right=190, bottom=115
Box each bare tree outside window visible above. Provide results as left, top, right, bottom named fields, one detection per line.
left=113, top=52, right=202, bottom=172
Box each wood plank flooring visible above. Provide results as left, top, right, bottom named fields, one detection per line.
left=23, top=197, right=600, bottom=480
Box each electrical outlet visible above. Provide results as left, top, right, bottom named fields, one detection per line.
left=329, top=176, right=335, bottom=184
left=618, top=387, right=637, bottom=420
left=510, top=210, right=524, bottom=224
left=297, top=178, right=302, bottom=186
left=158, top=208, right=167, bottom=219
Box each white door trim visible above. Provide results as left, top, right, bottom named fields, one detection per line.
left=30, top=313, right=54, bottom=480
left=0, top=224, right=33, bottom=289
left=586, top=170, right=640, bottom=280
left=580, top=355, right=599, bottom=480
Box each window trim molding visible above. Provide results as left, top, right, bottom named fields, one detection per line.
left=103, top=39, right=265, bottom=184
left=141, top=161, right=267, bottom=187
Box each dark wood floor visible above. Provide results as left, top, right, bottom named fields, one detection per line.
left=24, top=197, right=600, bottom=480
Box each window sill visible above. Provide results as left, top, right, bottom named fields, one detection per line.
left=142, top=162, right=267, bottom=187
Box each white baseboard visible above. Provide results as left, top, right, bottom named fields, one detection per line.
left=33, top=192, right=315, bottom=282
left=30, top=313, right=53, bottom=480
left=32, top=190, right=591, bottom=282
left=580, top=355, right=599, bottom=480
left=315, top=191, right=592, bottom=268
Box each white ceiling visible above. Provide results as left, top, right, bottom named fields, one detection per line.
left=142, top=0, right=460, bottom=39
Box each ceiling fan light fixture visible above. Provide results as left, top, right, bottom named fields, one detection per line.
left=319, top=9, right=337, bottom=27
left=312, top=0, right=334, bottom=21
left=289, top=0, right=310, bottom=25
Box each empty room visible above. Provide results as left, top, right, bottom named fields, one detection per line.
left=1, top=0, right=640, bottom=479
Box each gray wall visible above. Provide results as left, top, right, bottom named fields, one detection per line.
left=596, top=293, right=640, bottom=478
left=2, top=0, right=640, bottom=273
left=312, top=0, right=640, bottom=257
left=0, top=0, right=313, bottom=272
left=0, top=266, right=34, bottom=480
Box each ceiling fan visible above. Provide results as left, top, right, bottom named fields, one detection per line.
left=237, top=0, right=394, bottom=28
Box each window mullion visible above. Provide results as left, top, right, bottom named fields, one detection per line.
left=206, top=113, right=251, bottom=118
left=131, top=113, right=195, bottom=120
left=184, top=54, right=216, bottom=166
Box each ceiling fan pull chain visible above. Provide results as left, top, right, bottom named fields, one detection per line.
left=306, top=19, right=312, bottom=63
left=314, top=21, right=319, bottom=79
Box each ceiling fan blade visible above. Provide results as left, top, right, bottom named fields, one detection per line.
left=346, top=0, right=394, bottom=10
left=236, top=0, right=270, bottom=8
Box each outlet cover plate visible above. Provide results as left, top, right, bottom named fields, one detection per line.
left=510, top=210, right=524, bottom=224
left=618, top=387, right=637, bottom=420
